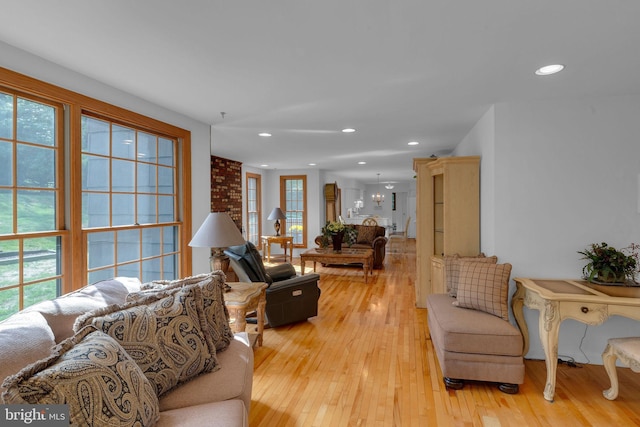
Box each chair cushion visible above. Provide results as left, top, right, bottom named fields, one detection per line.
left=2, top=327, right=159, bottom=427
left=134, top=272, right=234, bottom=352
left=356, top=226, right=378, bottom=245
left=454, top=262, right=512, bottom=320
left=444, top=254, right=497, bottom=297
left=74, top=285, right=219, bottom=396
left=225, top=242, right=273, bottom=284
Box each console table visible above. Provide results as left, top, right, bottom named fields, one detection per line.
left=512, top=277, right=640, bottom=401
left=261, top=235, right=293, bottom=263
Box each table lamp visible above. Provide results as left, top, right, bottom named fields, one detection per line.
left=189, top=212, right=246, bottom=272
left=267, top=207, right=286, bottom=236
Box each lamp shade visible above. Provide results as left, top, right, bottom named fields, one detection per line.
left=188, top=212, right=245, bottom=248
left=267, top=207, right=286, bottom=220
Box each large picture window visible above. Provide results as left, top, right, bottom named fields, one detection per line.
left=280, top=175, right=306, bottom=247
left=82, top=115, right=180, bottom=283
left=0, top=68, right=191, bottom=321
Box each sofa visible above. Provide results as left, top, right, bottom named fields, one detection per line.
left=314, top=224, right=388, bottom=269
left=426, top=255, right=525, bottom=394
left=0, top=273, right=253, bottom=427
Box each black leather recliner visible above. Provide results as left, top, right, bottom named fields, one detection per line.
left=224, top=242, right=321, bottom=327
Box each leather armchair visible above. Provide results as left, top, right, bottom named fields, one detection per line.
left=224, top=242, right=321, bottom=328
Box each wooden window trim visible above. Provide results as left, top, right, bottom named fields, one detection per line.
left=246, top=172, right=262, bottom=244
left=279, top=175, right=307, bottom=248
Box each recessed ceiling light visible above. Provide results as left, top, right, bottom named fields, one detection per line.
left=258, top=132, right=272, bottom=137
left=535, top=64, right=565, bottom=76
left=308, top=163, right=317, bottom=166
left=408, top=141, right=419, bottom=146
left=342, top=128, right=356, bottom=133
left=358, top=161, right=366, bottom=165
left=260, top=164, right=269, bottom=167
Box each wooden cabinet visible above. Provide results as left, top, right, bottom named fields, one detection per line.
left=413, top=156, right=480, bottom=307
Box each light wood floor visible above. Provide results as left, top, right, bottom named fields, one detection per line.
left=249, top=241, right=640, bottom=426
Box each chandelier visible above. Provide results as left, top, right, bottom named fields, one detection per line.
left=372, top=173, right=384, bottom=206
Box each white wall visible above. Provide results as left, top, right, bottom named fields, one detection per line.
left=457, top=95, right=640, bottom=363
left=0, top=41, right=213, bottom=275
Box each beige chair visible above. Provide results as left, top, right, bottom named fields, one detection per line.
left=602, top=337, right=640, bottom=400
left=388, top=217, right=410, bottom=252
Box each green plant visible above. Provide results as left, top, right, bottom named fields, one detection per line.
left=320, top=221, right=356, bottom=248
left=578, top=242, right=640, bottom=283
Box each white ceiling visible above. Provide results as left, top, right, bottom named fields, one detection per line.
left=2, top=1, right=639, bottom=183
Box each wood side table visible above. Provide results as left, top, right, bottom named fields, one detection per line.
left=224, top=282, right=268, bottom=347
left=261, top=235, right=294, bottom=262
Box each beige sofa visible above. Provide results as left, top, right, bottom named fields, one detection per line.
left=0, top=275, right=253, bottom=427
left=426, top=256, right=525, bottom=394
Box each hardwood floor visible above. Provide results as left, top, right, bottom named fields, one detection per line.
left=249, top=241, right=640, bottom=426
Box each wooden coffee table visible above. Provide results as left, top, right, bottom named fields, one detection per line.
left=300, top=248, right=374, bottom=283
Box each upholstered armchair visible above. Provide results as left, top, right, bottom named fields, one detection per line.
left=224, top=242, right=321, bottom=328
left=314, top=224, right=388, bottom=269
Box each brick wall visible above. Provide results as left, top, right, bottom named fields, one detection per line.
left=211, top=156, right=243, bottom=231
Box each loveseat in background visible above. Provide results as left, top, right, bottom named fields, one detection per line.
left=315, top=224, right=388, bottom=269
left=0, top=274, right=253, bottom=427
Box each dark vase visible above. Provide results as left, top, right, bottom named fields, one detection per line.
left=332, top=231, right=344, bottom=252
left=596, top=270, right=626, bottom=283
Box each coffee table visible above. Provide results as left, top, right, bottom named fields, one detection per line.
left=300, top=248, right=374, bottom=283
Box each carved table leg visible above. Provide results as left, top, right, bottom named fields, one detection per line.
left=540, top=300, right=560, bottom=402
left=256, top=290, right=267, bottom=347
left=511, top=283, right=529, bottom=355
left=602, top=343, right=619, bottom=400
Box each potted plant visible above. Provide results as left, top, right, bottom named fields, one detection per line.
left=321, top=221, right=356, bottom=252
left=578, top=242, right=640, bottom=284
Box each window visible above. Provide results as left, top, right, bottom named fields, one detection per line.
left=0, top=68, right=192, bottom=321
left=280, top=175, right=306, bottom=247
left=246, top=173, right=261, bottom=245
left=82, top=115, right=180, bottom=283
left=0, top=89, right=65, bottom=321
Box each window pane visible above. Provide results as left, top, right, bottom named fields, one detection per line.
left=0, top=189, right=13, bottom=234
left=142, top=258, right=161, bottom=282
left=117, top=229, right=140, bottom=264
left=137, top=194, right=156, bottom=224
left=0, top=141, right=12, bottom=185
left=0, top=240, right=19, bottom=288
left=0, top=288, right=19, bottom=322
left=112, top=160, right=135, bottom=192
left=117, top=262, right=140, bottom=279
left=137, top=163, right=156, bottom=193
left=142, top=227, right=161, bottom=258
left=158, top=138, right=174, bottom=166
left=88, top=268, right=115, bottom=284
left=0, top=92, right=13, bottom=140
left=82, top=155, right=109, bottom=191
left=17, top=144, right=55, bottom=188
left=163, top=254, right=177, bottom=279
left=23, top=280, right=58, bottom=309
left=138, top=132, right=157, bottom=163
left=163, top=226, right=177, bottom=253
left=82, top=116, right=109, bottom=155
left=158, top=166, right=173, bottom=194
left=88, top=231, right=114, bottom=269
left=17, top=190, right=55, bottom=232
left=17, top=98, right=55, bottom=146
left=82, top=193, right=110, bottom=228
left=112, top=125, right=136, bottom=159
left=23, top=237, right=60, bottom=282
left=158, top=196, right=174, bottom=223
left=112, top=194, right=135, bottom=226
